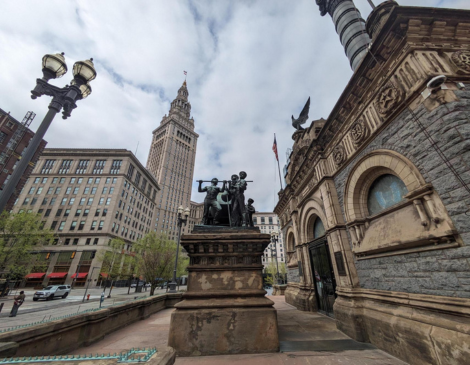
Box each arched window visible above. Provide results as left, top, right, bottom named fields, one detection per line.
left=313, top=218, right=325, bottom=239
left=367, top=174, right=408, bottom=216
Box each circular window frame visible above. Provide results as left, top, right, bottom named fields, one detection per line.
left=344, top=150, right=426, bottom=223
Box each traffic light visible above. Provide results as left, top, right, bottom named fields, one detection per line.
left=71, top=251, right=76, bottom=259
left=46, top=252, right=51, bottom=259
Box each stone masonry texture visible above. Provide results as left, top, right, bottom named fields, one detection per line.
left=334, top=84, right=470, bottom=298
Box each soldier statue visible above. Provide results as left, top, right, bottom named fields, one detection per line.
left=198, top=178, right=226, bottom=225
left=246, top=198, right=255, bottom=227
left=229, top=171, right=248, bottom=227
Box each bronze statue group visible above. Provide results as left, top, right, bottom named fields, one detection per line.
left=198, top=171, right=255, bottom=227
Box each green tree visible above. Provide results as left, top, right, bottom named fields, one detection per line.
left=135, top=232, right=179, bottom=295
left=98, top=238, right=126, bottom=294
left=264, top=261, right=278, bottom=286
left=279, top=262, right=287, bottom=284
left=0, top=211, right=55, bottom=280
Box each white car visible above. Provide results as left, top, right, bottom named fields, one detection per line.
left=33, top=285, right=71, bottom=301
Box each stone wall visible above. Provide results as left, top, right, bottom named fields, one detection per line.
left=0, top=293, right=182, bottom=357
left=287, top=267, right=300, bottom=283
left=334, top=84, right=470, bottom=298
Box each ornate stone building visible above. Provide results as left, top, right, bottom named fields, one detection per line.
left=146, top=82, right=199, bottom=240
left=274, top=1, right=470, bottom=364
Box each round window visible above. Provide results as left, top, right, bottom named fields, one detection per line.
left=313, top=218, right=325, bottom=239
left=367, top=174, right=408, bottom=216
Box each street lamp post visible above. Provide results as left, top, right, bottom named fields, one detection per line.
left=271, top=231, right=281, bottom=284
left=168, top=205, right=190, bottom=293
left=82, top=266, right=100, bottom=302
left=0, top=52, right=96, bottom=213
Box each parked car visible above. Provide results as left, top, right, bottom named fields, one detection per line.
left=33, top=285, right=71, bottom=301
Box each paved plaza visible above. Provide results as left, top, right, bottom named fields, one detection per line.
left=67, top=296, right=407, bottom=365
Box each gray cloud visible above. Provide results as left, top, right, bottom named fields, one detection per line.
left=1, top=0, right=469, bottom=213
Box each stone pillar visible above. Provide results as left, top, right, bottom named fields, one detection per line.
left=168, top=226, right=279, bottom=356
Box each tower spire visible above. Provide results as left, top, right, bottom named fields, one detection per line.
left=169, top=80, right=191, bottom=118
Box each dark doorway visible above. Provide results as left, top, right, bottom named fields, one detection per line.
left=309, top=237, right=337, bottom=317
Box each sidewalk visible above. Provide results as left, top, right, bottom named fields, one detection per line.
left=68, top=296, right=408, bottom=365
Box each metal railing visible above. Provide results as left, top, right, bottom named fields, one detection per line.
left=0, top=347, right=157, bottom=364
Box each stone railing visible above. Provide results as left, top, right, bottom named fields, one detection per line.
left=0, top=293, right=182, bottom=358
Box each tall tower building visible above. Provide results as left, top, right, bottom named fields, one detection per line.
left=146, top=81, right=199, bottom=240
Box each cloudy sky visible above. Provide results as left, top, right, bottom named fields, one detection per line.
left=1, top=0, right=469, bottom=212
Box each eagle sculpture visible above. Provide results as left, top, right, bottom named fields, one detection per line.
left=292, top=97, right=310, bottom=131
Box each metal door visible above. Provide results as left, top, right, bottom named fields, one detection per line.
left=309, top=237, right=337, bottom=317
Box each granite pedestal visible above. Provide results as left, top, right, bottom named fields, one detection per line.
left=168, top=226, right=279, bottom=356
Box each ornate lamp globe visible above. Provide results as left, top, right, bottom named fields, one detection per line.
left=184, top=207, right=190, bottom=218
left=178, top=206, right=184, bottom=215
left=42, top=52, right=67, bottom=80
left=70, top=79, right=92, bottom=99
left=72, top=58, right=97, bottom=85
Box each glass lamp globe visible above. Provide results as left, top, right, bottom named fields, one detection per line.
left=70, top=79, right=92, bottom=99
left=178, top=206, right=184, bottom=215
left=184, top=207, right=190, bottom=218
left=72, top=58, right=97, bottom=84
left=42, top=52, right=67, bottom=80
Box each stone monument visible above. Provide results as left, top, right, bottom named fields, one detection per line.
left=168, top=225, right=279, bottom=356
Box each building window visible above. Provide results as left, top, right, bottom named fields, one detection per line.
left=313, top=218, right=325, bottom=239
left=50, top=198, right=56, bottom=205
left=103, top=208, right=107, bottom=216
left=70, top=221, right=77, bottom=230
left=79, top=198, right=86, bottom=206
left=61, top=198, right=67, bottom=206
left=75, top=160, right=90, bottom=174
left=91, top=221, right=97, bottom=230
left=105, top=177, right=111, bottom=184
left=253, top=217, right=257, bottom=224
left=64, top=238, right=70, bottom=245
left=83, top=209, right=89, bottom=216
left=127, top=164, right=135, bottom=179
left=98, top=221, right=104, bottom=231
left=69, top=198, right=75, bottom=205
left=51, top=221, right=57, bottom=229
left=110, top=160, right=122, bottom=174
left=135, top=171, right=141, bottom=186
left=28, top=187, right=35, bottom=195
left=70, top=177, right=76, bottom=184
left=55, top=209, right=63, bottom=217
left=55, top=187, right=61, bottom=194
left=91, top=187, right=97, bottom=195
left=64, top=209, right=71, bottom=217
left=58, top=221, right=66, bottom=231
left=78, top=221, right=85, bottom=230
left=367, top=174, right=408, bottom=216
left=73, top=187, right=79, bottom=194
left=87, top=198, right=93, bottom=205
left=106, top=197, right=111, bottom=205
left=41, top=160, right=56, bottom=174
left=95, top=177, right=101, bottom=184
left=58, top=159, right=73, bottom=174
left=75, top=209, right=82, bottom=216
left=92, top=160, right=106, bottom=174
left=73, top=238, right=79, bottom=245
left=269, top=217, right=273, bottom=224
left=45, top=209, right=51, bottom=217
left=95, top=209, right=101, bottom=217
left=42, top=198, right=48, bottom=205
left=65, top=187, right=72, bottom=194
left=22, top=198, right=30, bottom=205
left=261, top=217, right=265, bottom=224
left=112, top=178, right=117, bottom=184
left=85, top=238, right=91, bottom=245
left=98, top=197, right=104, bottom=205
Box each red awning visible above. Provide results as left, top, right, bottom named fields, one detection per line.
left=47, top=272, right=68, bottom=279
left=100, top=273, right=109, bottom=278
left=25, top=273, right=45, bottom=279
left=71, top=273, right=88, bottom=279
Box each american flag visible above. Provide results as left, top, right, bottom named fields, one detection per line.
left=272, top=135, right=279, bottom=161
left=184, top=71, right=187, bottom=75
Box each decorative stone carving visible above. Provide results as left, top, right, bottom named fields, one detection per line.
left=333, top=145, right=346, bottom=166
left=350, top=119, right=368, bottom=145
left=451, top=50, right=470, bottom=73
left=375, top=83, right=403, bottom=115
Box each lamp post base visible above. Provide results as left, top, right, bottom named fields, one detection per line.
left=168, top=282, right=178, bottom=293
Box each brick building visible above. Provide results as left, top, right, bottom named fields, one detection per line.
left=12, top=148, right=160, bottom=287
left=274, top=1, right=470, bottom=364
left=0, top=108, right=47, bottom=211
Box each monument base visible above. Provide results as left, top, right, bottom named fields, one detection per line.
left=169, top=306, right=278, bottom=356
left=168, top=226, right=279, bottom=356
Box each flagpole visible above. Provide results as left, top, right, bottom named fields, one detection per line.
left=274, top=133, right=283, bottom=191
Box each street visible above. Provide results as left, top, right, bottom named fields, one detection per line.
left=0, top=286, right=184, bottom=330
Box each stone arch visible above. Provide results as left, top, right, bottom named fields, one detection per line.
left=344, top=149, right=427, bottom=222
left=298, top=197, right=328, bottom=243
left=286, top=226, right=296, bottom=252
